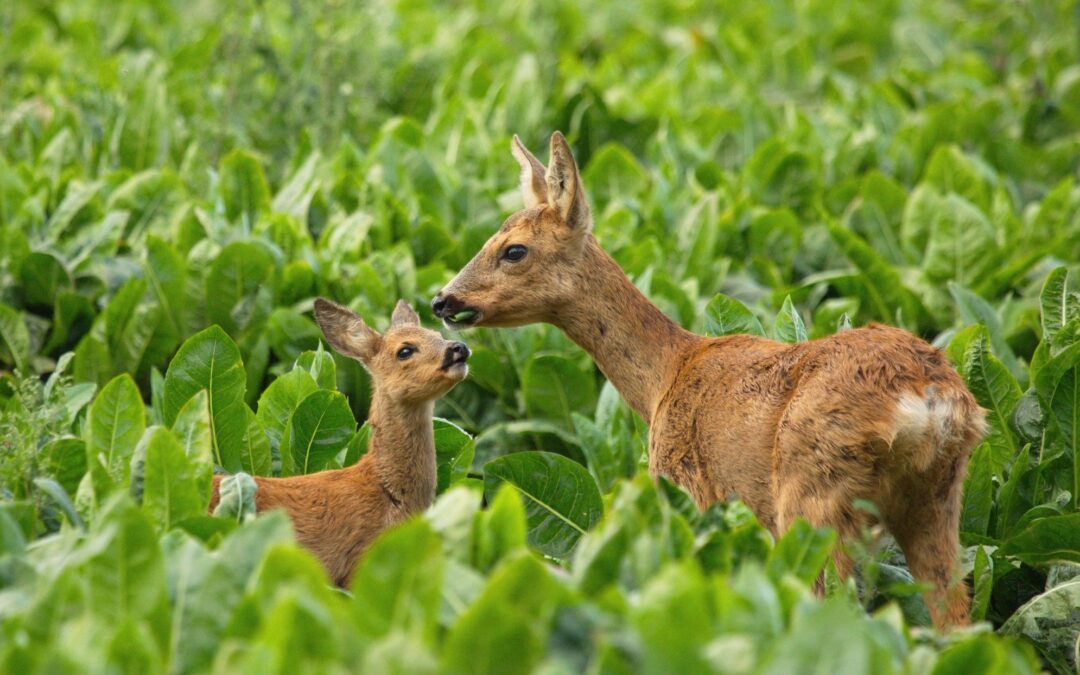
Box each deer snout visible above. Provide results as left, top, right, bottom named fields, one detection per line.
left=431, top=293, right=481, bottom=327
left=441, top=341, right=470, bottom=370
left=431, top=293, right=459, bottom=318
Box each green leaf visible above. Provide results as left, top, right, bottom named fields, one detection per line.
left=351, top=519, right=444, bottom=644
left=441, top=553, right=565, bottom=675
left=767, top=518, right=837, bottom=585
left=171, top=390, right=215, bottom=506
left=772, top=295, right=808, bottom=342
left=961, top=443, right=993, bottom=537
left=473, top=483, right=527, bottom=572
left=971, top=545, right=993, bottom=622
left=163, top=326, right=246, bottom=468
left=963, top=327, right=1021, bottom=476
left=256, top=367, right=319, bottom=451
left=33, top=477, right=83, bottom=530
left=219, top=149, right=270, bottom=224
left=434, top=418, right=474, bottom=493
left=19, top=251, right=72, bottom=310
left=1000, top=579, right=1080, bottom=674
left=43, top=437, right=88, bottom=497
left=522, top=354, right=597, bottom=429
left=483, top=451, right=603, bottom=559
left=1033, top=341, right=1080, bottom=509
left=283, top=389, right=355, bottom=475
left=0, top=303, right=30, bottom=374
left=141, top=426, right=207, bottom=529
left=828, top=223, right=916, bottom=325
left=213, top=472, right=259, bottom=523
left=703, top=294, right=765, bottom=337
left=1002, top=514, right=1080, bottom=565
left=86, top=374, right=146, bottom=486
left=144, top=236, right=188, bottom=339
left=205, top=241, right=274, bottom=336
left=295, top=344, right=337, bottom=390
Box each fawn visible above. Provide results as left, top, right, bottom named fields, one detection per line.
left=431, top=132, right=985, bottom=628
left=208, top=298, right=470, bottom=586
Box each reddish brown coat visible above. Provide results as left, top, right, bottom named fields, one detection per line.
left=209, top=299, right=469, bottom=587
left=433, top=132, right=984, bottom=628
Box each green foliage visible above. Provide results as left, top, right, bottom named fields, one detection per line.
left=2, top=0, right=1080, bottom=670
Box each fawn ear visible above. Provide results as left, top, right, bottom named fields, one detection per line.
left=313, top=298, right=382, bottom=362
left=390, top=299, right=421, bottom=328
left=545, top=131, right=591, bottom=231
left=511, top=134, right=548, bottom=208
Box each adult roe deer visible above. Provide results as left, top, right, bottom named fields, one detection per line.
left=209, top=299, right=470, bottom=587
left=431, top=132, right=984, bottom=628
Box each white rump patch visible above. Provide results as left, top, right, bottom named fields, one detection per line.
left=891, top=388, right=954, bottom=471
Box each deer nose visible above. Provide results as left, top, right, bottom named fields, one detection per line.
left=431, top=293, right=462, bottom=318
left=449, top=342, right=470, bottom=360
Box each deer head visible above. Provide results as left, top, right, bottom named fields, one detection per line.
left=432, top=131, right=593, bottom=329
left=314, top=298, right=470, bottom=402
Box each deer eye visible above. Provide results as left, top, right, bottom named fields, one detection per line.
left=502, top=245, right=528, bottom=262
left=396, top=346, right=416, bottom=360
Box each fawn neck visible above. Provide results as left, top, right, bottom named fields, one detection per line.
left=360, top=390, right=437, bottom=511
left=553, top=237, right=698, bottom=423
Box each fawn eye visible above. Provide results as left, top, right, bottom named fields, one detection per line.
left=396, top=346, right=415, bottom=360
left=502, top=244, right=528, bottom=262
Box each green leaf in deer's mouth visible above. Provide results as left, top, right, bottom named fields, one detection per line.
left=450, top=310, right=477, bottom=323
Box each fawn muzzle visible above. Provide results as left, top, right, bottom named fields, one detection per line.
left=441, top=341, right=471, bottom=370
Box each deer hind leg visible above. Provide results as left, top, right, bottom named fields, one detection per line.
left=773, top=433, right=878, bottom=588
left=885, top=451, right=971, bottom=630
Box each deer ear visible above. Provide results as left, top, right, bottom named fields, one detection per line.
left=545, top=131, right=591, bottom=231
left=390, top=299, right=421, bottom=328
left=313, top=298, right=382, bottom=362
left=511, top=134, right=548, bottom=208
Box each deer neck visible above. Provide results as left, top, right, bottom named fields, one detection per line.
left=553, top=236, right=698, bottom=423
left=359, top=392, right=437, bottom=513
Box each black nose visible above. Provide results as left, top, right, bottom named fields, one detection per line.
left=449, top=342, right=470, bottom=360
left=431, top=293, right=463, bottom=318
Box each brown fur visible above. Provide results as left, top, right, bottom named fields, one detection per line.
left=433, top=132, right=985, bottom=629
left=208, top=298, right=469, bottom=587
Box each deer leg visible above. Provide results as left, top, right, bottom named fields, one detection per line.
left=885, top=452, right=971, bottom=630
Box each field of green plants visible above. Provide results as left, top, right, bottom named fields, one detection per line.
left=2, top=0, right=1080, bottom=672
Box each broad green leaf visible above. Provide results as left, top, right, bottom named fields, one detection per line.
left=828, top=223, right=916, bottom=325
left=86, top=374, right=146, bottom=486
left=0, top=303, right=30, bottom=374
left=1033, top=341, right=1080, bottom=509
left=434, top=418, right=474, bottom=493
left=963, top=327, right=1021, bottom=475
left=215, top=403, right=273, bottom=476
left=141, top=426, right=207, bottom=529
left=283, top=389, right=355, bottom=475
left=772, top=295, right=808, bottom=342
left=1001, top=514, right=1080, bottom=565
left=256, top=368, right=319, bottom=451
left=296, top=344, right=338, bottom=390
left=971, top=545, right=993, bottom=622
left=19, top=251, right=72, bottom=309
left=631, top=560, right=715, bottom=674
left=351, top=519, right=444, bottom=644
left=1000, top=579, right=1080, bottom=674
left=522, top=354, right=597, bottom=429
left=961, top=443, right=993, bottom=537
left=219, top=149, right=270, bottom=224
left=473, top=483, right=527, bottom=572
left=704, top=294, right=765, bottom=337
left=213, top=472, right=259, bottom=523
left=483, top=451, right=603, bottom=559
left=767, top=519, right=837, bottom=585
left=144, top=236, right=188, bottom=339
left=205, top=241, right=274, bottom=336
left=441, top=553, right=566, bottom=675
left=43, top=437, right=88, bottom=497
left=171, top=390, right=215, bottom=490
left=162, top=326, right=246, bottom=467
left=571, top=412, right=631, bottom=493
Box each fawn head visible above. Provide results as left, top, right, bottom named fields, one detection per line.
left=314, top=298, right=470, bottom=402
left=432, top=131, right=592, bottom=329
